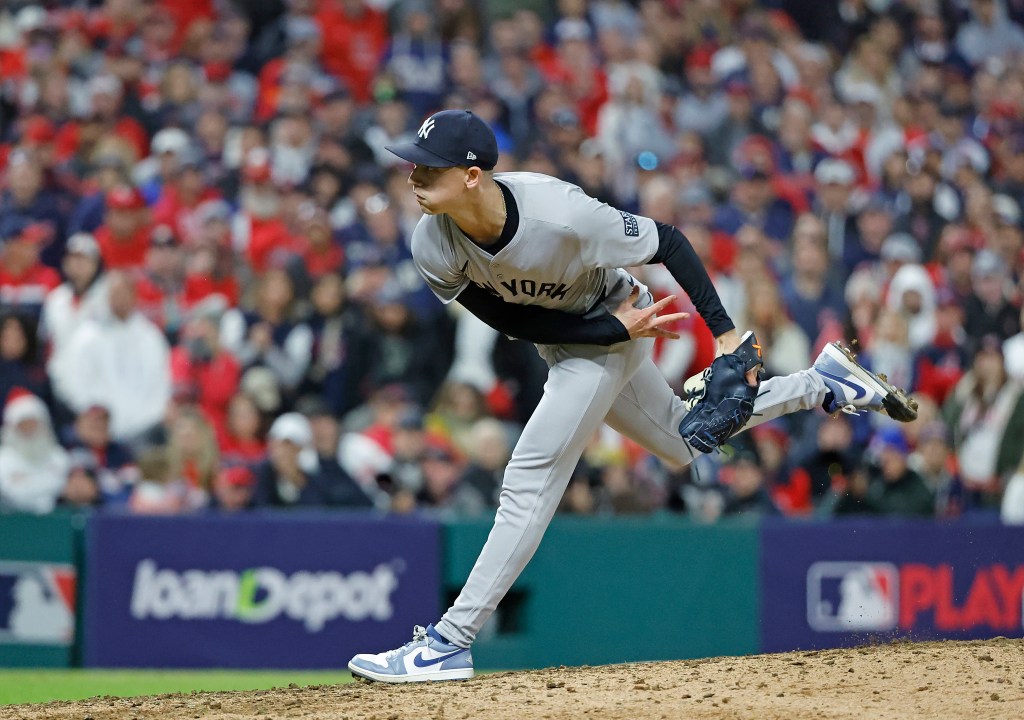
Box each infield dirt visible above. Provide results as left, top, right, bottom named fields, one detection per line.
left=3, top=638, right=1022, bottom=720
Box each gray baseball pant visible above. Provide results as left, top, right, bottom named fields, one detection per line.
left=434, top=334, right=827, bottom=648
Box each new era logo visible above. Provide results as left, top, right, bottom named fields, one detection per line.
left=806, top=562, right=898, bottom=632
left=417, top=117, right=436, bottom=140
left=467, top=151, right=477, bottom=160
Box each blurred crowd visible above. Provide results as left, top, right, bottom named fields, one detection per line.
left=0, top=0, right=1023, bottom=523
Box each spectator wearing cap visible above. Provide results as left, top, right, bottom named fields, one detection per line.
left=295, top=395, right=342, bottom=462
left=233, top=148, right=299, bottom=273
left=864, top=428, right=935, bottom=517
left=0, top=219, right=61, bottom=314
left=297, top=203, right=344, bottom=279
left=674, top=48, right=729, bottom=138
left=151, top=146, right=221, bottom=244
left=0, top=389, right=69, bottom=515
left=40, top=232, right=109, bottom=376
left=0, top=312, right=49, bottom=406
left=60, top=448, right=103, bottom=509
left=94, top=185, right=152, bottom=270
left=713, top=161, right=796, bottom=244
left=705, top=77, right=764, bottom=169
left=415, top=437, right=485, bottom=518
left=220, top=268, right=313, bottom=396
left=52, top=271, right=171, bottom=443
left=964, top=249, right=1020, bottom=350
left=182, top=202, right=240, bottom=309
left=315, top=90, right=376, bottom=168
left=63, top=403, right=137, bottom=506
left=209, top=464, right=256, bottom=512
left=138, top=128, right=193, bottom=205
left=910, top=421, right=966, bottom=518
left=170, top=297, right=240, bottom=434
left=0, top=152, right=68, bottom=268
left=65, top=152, right=132, bottom=237
left=812, top=158, right=859, bottom=265
left=914, top=288, right=969, bottom=406
left=252, top=412, right=374, bottom=508
left=943, top=334, right=1024, bottom=507
left=717, top=444, right=781, bottom=518
left=133, top=225, right=181, bottom=326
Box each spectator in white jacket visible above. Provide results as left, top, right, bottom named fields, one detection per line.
left=52, top=271, right=171, bottom=443
left=0, top=388, right=68, bottom=514
left=40, top=233, right=109, bottom=377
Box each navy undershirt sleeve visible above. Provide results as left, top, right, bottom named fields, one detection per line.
left=650, top=222, right=735, bottom=337
left=457, top=283, right=630, bottom=346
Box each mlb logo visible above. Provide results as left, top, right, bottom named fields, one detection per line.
left=806, top=562, right=898, bottom=632
left=0, top=561, right=76, bottom=645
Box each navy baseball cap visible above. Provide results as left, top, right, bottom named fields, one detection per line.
left=386, top=110, right=498, bottom=170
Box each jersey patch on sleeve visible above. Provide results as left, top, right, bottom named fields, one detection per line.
left=619, top=210, right=639, bottom=237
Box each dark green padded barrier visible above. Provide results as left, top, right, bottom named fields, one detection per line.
left=444, top=516, right=760, bottom=669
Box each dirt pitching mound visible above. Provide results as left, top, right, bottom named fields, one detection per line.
left=4, top=638, right=1022, bottom=720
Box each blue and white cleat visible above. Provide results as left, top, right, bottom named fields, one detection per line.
left=813, top=342, right=918, bottom=422
left=348, top=625, right=474, bottom=683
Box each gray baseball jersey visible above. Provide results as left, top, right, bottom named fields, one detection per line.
left=412, top=172, right=660, bottom=313
left=415, top=171, right=829, bottom=650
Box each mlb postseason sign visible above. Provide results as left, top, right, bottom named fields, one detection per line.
left=0, top=513, right=79, bottom=667
left=761, top=519, right=1024, bottom=652
left=0, top=561, right=76, bottom=646
left=84, top=512, right=440, bottom=668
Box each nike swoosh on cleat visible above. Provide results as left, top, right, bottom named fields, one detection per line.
left=817, top=369, right=867, bottom=400
left=412, top=649, right=468, bottom=668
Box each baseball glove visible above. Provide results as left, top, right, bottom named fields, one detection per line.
left=678, top=330, right=764, bottom=454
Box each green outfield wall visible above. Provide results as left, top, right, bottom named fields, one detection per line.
left=443, top=516, right=762, bottom=669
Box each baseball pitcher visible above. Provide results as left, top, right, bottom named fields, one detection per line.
left=348, top=110, right=917, bottom=682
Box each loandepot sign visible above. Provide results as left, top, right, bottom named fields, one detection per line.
left=130, top=559, right=399, bottom=632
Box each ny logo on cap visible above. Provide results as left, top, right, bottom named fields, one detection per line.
left=417, top=117, right=436, bottom=139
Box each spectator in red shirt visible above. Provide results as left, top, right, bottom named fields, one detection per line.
left=0, top=220, right=61, bottom=314
left=218, top=392, right=268, bottom=466
left=152, top=149, right=221, bottom=244
left=316, top=0, right=388, bottom=103
left=54, top=75, right=149, bottom=163
left=233, top=149, right=297, bottom=273
left=299, top=202, right=344, bottom=278
left=134, top=225, right=186, bottom=334
left=171, top=297, right=240, bottom=434
left=94, top=185, right=152, bottom=270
